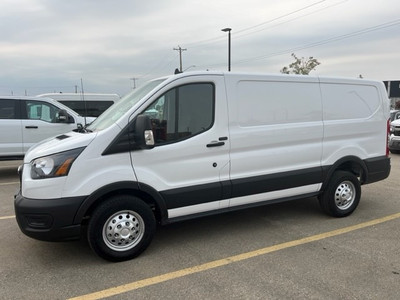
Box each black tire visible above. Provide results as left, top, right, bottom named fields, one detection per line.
left=319, top=171, right=361, bottom=217
left=87, top=195, right=156, bottom=262
left=389, top=149, right=400, bottom=154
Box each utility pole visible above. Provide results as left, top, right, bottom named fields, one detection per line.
left=173, top=45, right=187, bottom=72
left=130, top=77, right=138, bottom=89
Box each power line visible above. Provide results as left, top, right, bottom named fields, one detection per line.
left=198, top=18, right=400, bottom=69
left=138, top=52, right=179, bottom=80
left=233, top=0, right=348, bottom=40
left=234, top=0, right=328, bottom=35
left=230, top=18, right=400, bottom=66
left=185, top=0, right=335, bottom=49
left=136, top=1, right=394, bottom=79
left=139, top=0, right=347, bottom=79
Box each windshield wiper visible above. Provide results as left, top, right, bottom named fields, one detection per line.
left=74, top=123, right=93, bottom=133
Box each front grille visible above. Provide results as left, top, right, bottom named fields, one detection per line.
left=394, top=126, right=400, bottom=136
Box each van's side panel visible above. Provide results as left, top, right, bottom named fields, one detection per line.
left=320, top=79, right=387, bottom=165
left=226, top=75, right=324, bottom=208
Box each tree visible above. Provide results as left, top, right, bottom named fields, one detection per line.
left=280, top=53, right=320, bottom=75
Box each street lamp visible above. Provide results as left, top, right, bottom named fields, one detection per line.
left=221, top=28, right=232, bottom=71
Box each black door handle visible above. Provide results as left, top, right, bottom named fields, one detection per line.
left=25, top=126, right=38, bottom=129
left=206, top=141, right=225, bottom=148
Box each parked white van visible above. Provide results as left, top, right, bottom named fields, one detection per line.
left=14, top=72, right=391, bottom=261
left=0, top=96, right=94, bottom=161
left=36, top=93, right=120, bottom=117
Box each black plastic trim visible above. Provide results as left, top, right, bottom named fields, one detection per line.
left=161, top=181, right=225, bottom=210
left=231, top=167, right=322, bottom=198
left=73, top=181, right=140, bottom=223
left=363, top=156, right=391, bottom=183
left=14, top=192, right=85, bottom=241
left=320, top=156, right=367, bottom=190
left=73, top=181, right=169, bottom=224
left=162, top=166, right=323, bottom=210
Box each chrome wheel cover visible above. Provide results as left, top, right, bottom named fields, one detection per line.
left=334, top=181, right=356, bottom=210
left=102, top=210, right=144, bottom=252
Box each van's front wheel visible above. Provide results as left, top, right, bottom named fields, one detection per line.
left=87, top=195, right=156, bottom=262
left=319, top=171, right=361, bottom=217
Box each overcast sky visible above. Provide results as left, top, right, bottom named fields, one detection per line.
left=0, top=0, right=399, bottom=96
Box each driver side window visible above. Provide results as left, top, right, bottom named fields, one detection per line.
left=26, top=100, right=59, bottom=123
left=143, top=83, right=214, bottom=145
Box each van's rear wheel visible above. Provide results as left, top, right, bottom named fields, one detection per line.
left=87, top=195, right=156, bottom=262
left=319, top=171, right=361, bottom=217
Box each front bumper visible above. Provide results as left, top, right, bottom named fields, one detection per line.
left=14, top=191, right=86, bottom=242
left=389, top=136, right=400, bottom=151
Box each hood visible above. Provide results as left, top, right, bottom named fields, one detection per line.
left=391, top=119, right=400, bottom=126
left=24, top=131, right=97, bottom=162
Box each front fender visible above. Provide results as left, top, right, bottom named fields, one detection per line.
left=73, top=181, right=168, bottom=224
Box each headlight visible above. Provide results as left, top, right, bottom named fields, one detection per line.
left=390, top=125, right=394, bottom=133
left=30, top=147, right=85, bottom=179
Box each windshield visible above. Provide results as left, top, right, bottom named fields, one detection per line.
left=87, top=79, right=166, bottom=131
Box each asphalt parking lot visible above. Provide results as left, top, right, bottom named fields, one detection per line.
left=1, top=155, right=399, bottom=300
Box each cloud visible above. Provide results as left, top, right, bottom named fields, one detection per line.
left=0, top=0, right=399, bottom=96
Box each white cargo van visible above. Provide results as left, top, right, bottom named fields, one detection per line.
left=36, top=93, right=120, bottom=117
left=14, top=72, right=391, bottom=261
left=0, top=96, right=94, bottom=161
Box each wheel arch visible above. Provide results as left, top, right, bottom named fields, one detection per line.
left=322, top=156, right=368, bottom=191
left=73, top=181, right=168, bottom=225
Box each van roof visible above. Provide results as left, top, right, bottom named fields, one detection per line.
left=166, top=71, right=383, bottom=86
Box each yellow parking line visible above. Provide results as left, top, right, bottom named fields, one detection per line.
left=69, top=212, right=400, bottom=300
left=0, top=215, right=15, bottom=220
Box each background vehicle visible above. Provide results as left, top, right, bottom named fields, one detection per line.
left=36, top=93, right=120, bottom=117
left=389, top=118, right=400, bottom=153
left=390, top=110, right=400, bottom=121
left=390, top=109, right=400, bottom=122
left=0, top=96, right=93, bottom=160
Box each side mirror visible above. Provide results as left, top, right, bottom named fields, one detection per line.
left=57, top=109, right=74, bottom=123
left=135, top=115, right=155, bottom=149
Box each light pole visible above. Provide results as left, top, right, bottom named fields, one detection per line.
left=221, top=28, right=232, bottom=71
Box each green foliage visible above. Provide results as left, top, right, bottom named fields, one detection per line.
left=280, top=53, right=320, bottom=75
